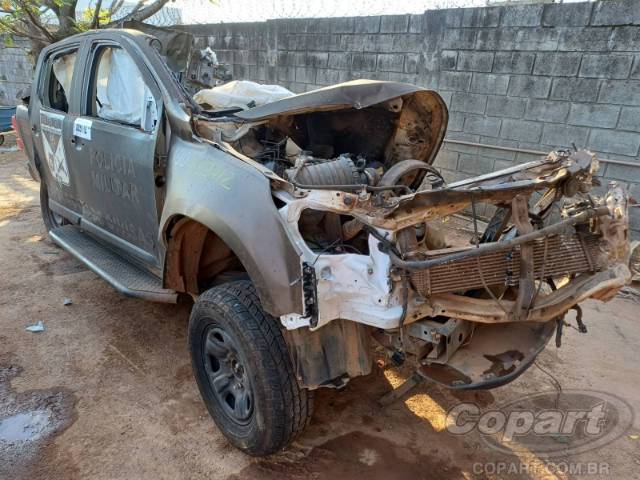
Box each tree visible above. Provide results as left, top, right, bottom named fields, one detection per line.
left=0, top=0, right=171, bottom=61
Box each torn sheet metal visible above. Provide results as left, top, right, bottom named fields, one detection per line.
left=122, top=22, right=193, bottom=73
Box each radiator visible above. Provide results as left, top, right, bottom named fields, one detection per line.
left=410, top=233, right=604, bottom=296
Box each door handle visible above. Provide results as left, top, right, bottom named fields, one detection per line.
left=70, top=136, right=76, bottom=144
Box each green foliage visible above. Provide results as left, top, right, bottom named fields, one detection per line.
left=0, top=0, right=172, bottom=59
left=78, top=6, right=111, bottom=31
left=0, top=1, right=74, bottom=40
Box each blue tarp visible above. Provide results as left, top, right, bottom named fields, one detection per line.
left=0, top=106, right=16, bottom=132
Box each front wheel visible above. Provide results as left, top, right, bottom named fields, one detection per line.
left=188, top=281, right=313, bottom=456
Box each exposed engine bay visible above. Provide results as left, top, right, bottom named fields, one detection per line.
left=194, top=81, right=449, bottom=256
left=192, top=80, right=631, bottom=392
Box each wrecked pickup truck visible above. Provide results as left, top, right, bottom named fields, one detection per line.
left=15, top=30, right=631, bottom=456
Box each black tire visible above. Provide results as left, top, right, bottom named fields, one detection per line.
left=40, top=182, right=68, bottom=232
left=189, top=280, right=313, bottom=456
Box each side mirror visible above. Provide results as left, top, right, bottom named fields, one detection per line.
left=141, top=85, right=158, bottom=132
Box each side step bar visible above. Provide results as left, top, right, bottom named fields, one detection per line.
left=49, top=225, right=178, bottom=303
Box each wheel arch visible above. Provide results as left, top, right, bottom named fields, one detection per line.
left=162, top=213, right=302, bottom=317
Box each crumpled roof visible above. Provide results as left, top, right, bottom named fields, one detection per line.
left=123, top=22, right=193, bottom=73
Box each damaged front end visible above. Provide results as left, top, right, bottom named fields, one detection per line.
left=193, top=80, right=631, bottom=391
left=279, top=149, right=630, bottom=391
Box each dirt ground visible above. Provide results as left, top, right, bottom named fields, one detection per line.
left=1, top=144, right=640, bottom=480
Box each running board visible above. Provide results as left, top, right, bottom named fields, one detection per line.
left=49, top=225, right=178, bottom=303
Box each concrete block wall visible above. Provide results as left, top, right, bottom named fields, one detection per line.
left=0, top=37, right=33, bottom=105
left=183, top=1, right=640, bottom=237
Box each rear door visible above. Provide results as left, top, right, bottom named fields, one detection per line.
left=66, top=39, right=163, bottom=270
left=29, top=43, right=84, bottom=219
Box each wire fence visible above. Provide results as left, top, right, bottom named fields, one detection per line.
left=114, top=0, right=594, bottom=27
left=142, top=7, right=183, bottom=26
left=163, top=0, right=486, bottom=25
left=110, top=3, right=184, bottom=26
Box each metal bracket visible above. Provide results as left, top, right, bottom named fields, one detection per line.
left=407, top=318, right=472, bottom=364
left=301, top=262, right=318, bottom=327
left=511, top=194, right=535, bottom=319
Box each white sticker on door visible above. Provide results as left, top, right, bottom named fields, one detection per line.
left=73, top=117, right=92, bottom=140
left=40, top=111, right=70, bottom=186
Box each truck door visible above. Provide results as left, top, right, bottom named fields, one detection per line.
left=30, top=44, right=84, bottom=219
left=66, top=40, right=163, bottom=269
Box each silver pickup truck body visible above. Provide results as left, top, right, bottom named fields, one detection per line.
left=15, top=29, right=631, bottom=455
